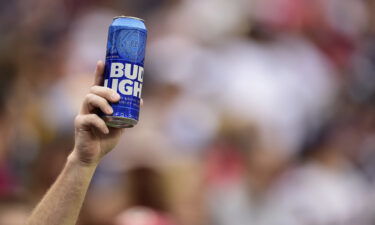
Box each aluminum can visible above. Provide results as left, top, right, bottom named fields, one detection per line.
left=102, top=16, right=147, bottom=128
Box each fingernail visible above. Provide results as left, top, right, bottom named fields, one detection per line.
left=112, top=93, right=120, bottom=100
left=104, top=128, right=109, bottom=134
left=107, top=107, right=113, bottom=114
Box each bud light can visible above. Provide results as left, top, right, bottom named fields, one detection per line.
left=102, top=16, right=147, bottom=128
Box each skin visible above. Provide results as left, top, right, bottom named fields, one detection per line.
left=26, top=61, right=127, bottom=225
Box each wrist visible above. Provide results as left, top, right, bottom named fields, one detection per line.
left=67, top=150, right=100, bottom=169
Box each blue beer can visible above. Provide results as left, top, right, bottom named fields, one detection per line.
left=102, top=16, right=147, bottom=128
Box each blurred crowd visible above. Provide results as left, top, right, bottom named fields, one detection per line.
left=1, top=0, right=375, bottom=224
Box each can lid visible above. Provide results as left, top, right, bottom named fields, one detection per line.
left=113, top=16, right=144, bottom=22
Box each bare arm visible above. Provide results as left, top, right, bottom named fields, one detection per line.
left=26, top=61, right=123, bottom=225
left=26, top=154, right=97, bottom=225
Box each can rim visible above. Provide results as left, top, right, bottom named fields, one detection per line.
left=113, top=15, right=144, bottom=22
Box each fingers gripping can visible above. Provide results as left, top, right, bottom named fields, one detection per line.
left=102, top=16, right=147, bottom=128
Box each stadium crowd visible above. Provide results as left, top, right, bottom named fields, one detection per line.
left=0, top=0, right=375, bottom=224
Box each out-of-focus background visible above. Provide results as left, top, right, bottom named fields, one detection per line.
left=1, top=0, right=375, bottom=224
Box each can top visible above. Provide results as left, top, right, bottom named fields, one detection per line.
left=112, top=16, right=146, bottom=29
left=113, top=15, right=144, bottom=22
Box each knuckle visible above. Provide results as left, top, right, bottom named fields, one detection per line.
left=90, top=85, right=100, bottom=93
left=85, top=93, right=95, bottom=101
left=74, top=115, right=84, bottom=126
left=87, top=93, right=100, bottom=105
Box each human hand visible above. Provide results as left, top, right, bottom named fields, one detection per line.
left=70, top=60, right=124, bottom=166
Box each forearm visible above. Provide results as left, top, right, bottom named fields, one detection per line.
left=27, top=151, right=97, bottom=225
left=26, top=61, right=123, bottom=225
